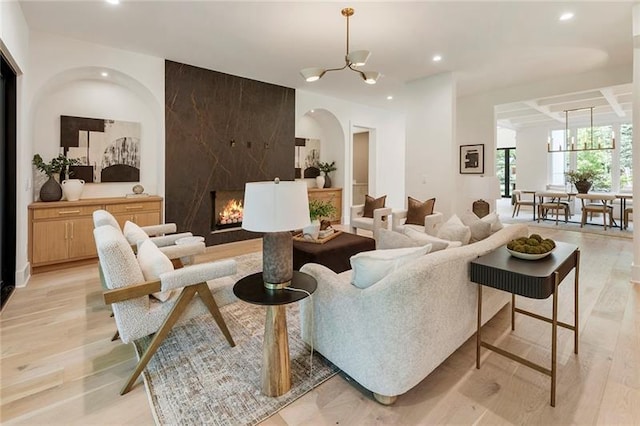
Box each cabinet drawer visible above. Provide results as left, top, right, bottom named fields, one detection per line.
left=32, top=205, right=99, bottom=220
left=106, top=201, right=161, bottom=214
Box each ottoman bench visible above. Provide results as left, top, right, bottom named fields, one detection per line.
left=293, top=232, right=375, bottom=273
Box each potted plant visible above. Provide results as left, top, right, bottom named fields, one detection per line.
left=32, top=154, right=80, bottom=202
left=318, top=161, right=337, bottom=188
left=566, top=168, right=600, bottom=194
left=303, top=199, right=337, bottom=239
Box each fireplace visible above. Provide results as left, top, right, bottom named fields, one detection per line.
left=211, top=190, right=245, bottom=231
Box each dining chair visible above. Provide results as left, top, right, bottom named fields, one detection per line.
left=512, top=190, right=535, bottom=218
left=624, top=207, right=633, bottom=229
left=579, top=197, right=614, bottom=230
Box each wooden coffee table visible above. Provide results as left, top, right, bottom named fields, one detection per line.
left=292, top=232, right=375, bottom=273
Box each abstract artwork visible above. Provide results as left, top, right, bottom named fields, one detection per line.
left=60, top=115, right=141, bottom=183
left=459, top=144, right=484, bottom=174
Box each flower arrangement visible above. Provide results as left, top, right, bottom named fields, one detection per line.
left=318, top=161, right=337, bottom=176
left=309, top=199, right=336, bottom=221
left=32, top=154, right=80, bottom=178
left=565, top=168, right=600, bottom=184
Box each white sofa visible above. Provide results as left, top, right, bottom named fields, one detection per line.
left=299, top=223, right=528, bottom=404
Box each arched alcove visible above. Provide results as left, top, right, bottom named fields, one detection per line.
left=28, top=67, right=163, bottom=199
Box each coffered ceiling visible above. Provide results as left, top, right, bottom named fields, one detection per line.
left=18, top=1, right=635, bottom=110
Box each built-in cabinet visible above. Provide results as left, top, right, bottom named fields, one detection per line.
left=28, top=196, right=162, bottom=272
left=307, top=188, right=342, bottom=224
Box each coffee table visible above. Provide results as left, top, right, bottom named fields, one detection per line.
left=293, top=232, right=375, bottom=273
left=470, top=241, right=580, bottom=407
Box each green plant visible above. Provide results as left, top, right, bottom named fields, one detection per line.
left=565, top=168, right=600, bottom=184
left=32, top=154, right=80, bottom=178
left=318, top=161, right=337, bottom=175
left=308, top=199, right=336, bottom=221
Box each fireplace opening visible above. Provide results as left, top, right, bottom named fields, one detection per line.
left=211, top=190, right=244, bottom=231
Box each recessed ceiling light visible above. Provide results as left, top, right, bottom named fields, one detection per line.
left=101, top=71, right=109, bottom=77
left=386, top=96, right=393, bottom=100
left=432, top=55, right=442, bottom=62
left=106, top=0, right=120, bottom=5
left=559, top=12, right=574, bottom=21
left=310, top=109, right=315, bottom=113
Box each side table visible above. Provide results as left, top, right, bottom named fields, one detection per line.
left=233, top=271, right=317, bottom=397
left=470, top=241, right=580, bottom=407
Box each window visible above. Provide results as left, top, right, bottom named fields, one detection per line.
left=620, top=124, right=633, bottom=191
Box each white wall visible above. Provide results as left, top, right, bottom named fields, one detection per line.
left=515, top=126, right=549, bottom=191
left=0, top=1, right=29, bottom=72
left=632, top=2, right=640, bottom=284
left=296, top=90, right=406, bottom=223
left=404, top=72, right=457, bottom=217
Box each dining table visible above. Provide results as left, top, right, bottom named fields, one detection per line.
left=616, top=193, right=632, bottom=230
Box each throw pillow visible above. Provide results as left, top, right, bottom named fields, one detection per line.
left=376, top=228, right=418, bottom=250
left=137, top=239, right=175, bottom=302
left=350, top=245, right=432, bottom=289
left=403, top=227, right=450, bottom=252
left=460, top=212, right=492, bottom=243
left=437, top=214, right=471, bottom=245
left=363, top=195, right=386, bottom=218
left=123, top=221, right=150, bottom=246
left=481, top=212, right=504, bottom=232
left=406, top=197, right=436, bottom=226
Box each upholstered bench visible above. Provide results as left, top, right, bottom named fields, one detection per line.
left=293, top=232, right=375, bottom=273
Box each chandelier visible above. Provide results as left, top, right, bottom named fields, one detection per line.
left=300, top=7, right=380, bottom=85
left=547, top=106, right=616, bottom=152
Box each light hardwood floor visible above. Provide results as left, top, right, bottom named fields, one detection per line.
left=1, top=228, right=638, bottom=425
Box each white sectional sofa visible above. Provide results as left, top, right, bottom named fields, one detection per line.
left=299, top=223, right=528, bottom=404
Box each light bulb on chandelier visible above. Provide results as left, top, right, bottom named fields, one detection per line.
left=300, top=7, right=380, bottom=85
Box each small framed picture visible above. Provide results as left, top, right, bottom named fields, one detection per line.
left=459, top=144, right=484, bottom=174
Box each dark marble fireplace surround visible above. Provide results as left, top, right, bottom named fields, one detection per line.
left=165, top=60, right=295, bottom=245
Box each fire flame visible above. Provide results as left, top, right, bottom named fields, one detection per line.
left=219, top=199, right=243, bottom=224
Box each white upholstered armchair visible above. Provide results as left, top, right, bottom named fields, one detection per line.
left=391, top=210, right=444, bottom=235
left=95, top=225, right=237, bottom=395
left=349, top=204, right=392, bottom=238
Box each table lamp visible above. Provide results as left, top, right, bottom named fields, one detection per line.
left=242, top=179, right=310, bottom=289
left=466, top=176, right=501, bottom=218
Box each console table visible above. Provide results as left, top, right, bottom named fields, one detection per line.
left=470, top=242, right=580, bottom=406
left=233, top=271, right=317, bottom=397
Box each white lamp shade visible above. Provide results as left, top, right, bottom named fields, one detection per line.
left=242, top=180, right=310, bottom=232
left=362, top=71, right=380, bottom=84
left=300, top=67, right=325, bottom=82
left=347, top=50, right=370, bottom=67
left=466, top=176, right=501, bottom=200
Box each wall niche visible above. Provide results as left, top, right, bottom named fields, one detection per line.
left=165, top=60, right=295, bottom=244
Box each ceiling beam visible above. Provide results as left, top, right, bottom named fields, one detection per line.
left=522, top=101, right=564, bottom=123
left=600, top=88, right=626, bottom=118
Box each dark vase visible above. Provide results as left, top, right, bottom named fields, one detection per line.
left=324, top=174, right=331, bottom=188
left=574, top=180, right=592, bottom=194
left=40, top=175, right=63, bottom=202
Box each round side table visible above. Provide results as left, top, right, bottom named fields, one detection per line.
left=233, top=271, right=317, bottom=397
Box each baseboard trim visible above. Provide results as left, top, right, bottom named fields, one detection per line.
left=632, top=262, right=640, bottom=285
left=15, top=262, right=31, bottom=288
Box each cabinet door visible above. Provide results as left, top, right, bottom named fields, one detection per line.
left=67, top=217, right=98, bottom=259
left=32, top=221, right=69, bottom=264
left=133, top=211, right=161, bottom=227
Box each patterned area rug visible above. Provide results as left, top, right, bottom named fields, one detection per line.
left=134, top=253, right=338, bottom=425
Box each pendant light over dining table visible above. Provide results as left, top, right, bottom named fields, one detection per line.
left=300, top=7, right=381, bottom=85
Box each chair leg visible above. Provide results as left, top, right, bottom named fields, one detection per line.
left=580, top=210, right=586, bottom=228
left=111, top=330, right=120, bottom=341
left=195, top=282, right=235, bottom=347
left=512, top=204, right=517, bottom=218
left=120, top=286, right=198, bottom=395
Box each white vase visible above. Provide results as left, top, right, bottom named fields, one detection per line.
left=302, top=219, right=321, bottom=240
left=315, top=175, right=325, bottom=189
left=62, top=179, right=85, bottom=201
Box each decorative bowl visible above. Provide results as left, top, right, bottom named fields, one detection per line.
left=506, top=247, right=554, bottom=260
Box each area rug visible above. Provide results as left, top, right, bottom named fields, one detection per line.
left=134, top=253, right=339, bottom=426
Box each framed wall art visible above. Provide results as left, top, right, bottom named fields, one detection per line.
left=459, top=144, right=484, bottom=174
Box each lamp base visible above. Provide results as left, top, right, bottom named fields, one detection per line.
left=262, top=231, right=293, bottom=289
left=472, top=199, right=490, bottom=218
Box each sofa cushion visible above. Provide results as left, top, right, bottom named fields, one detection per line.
left=406, top=197, right=435, bottom=225
left=123, top=221, right=150, bottom=246
left=137, top=239, right=175, bottom=302
left=363, top=195, right=386, bottom=218
left=350, top=245, right=432, bottom=289
left=481, top=212, right=504, bottom=232
left=403, top=227, right=452, bottom=252
left=377, top=228, right=450, bottom=252
left=460, top=212, right=492, bottom=243
left=437, top=214, right=471, bottom=245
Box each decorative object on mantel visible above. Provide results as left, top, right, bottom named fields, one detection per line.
left=315, top=175, right=325, bottom=189
left=318, top=161, right=337, bottom=188
left=61, top=179, right=85, bottom=201
left=126, top=184, right=149, bottom=198
left=466, top=175, right=501, bottom=218
left=300, top=7, right=380, bottom=84
left=32, top=154, right=80, bottom=202
left=547, top=107, right=616, bottom=152
left=566, top=168, right=600, bottom=193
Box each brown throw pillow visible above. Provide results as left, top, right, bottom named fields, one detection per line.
left=406, top=197, right=436, bottom=226
left=363, top=195, right=386, bottom=218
